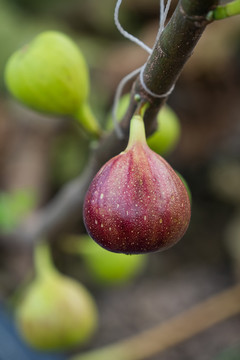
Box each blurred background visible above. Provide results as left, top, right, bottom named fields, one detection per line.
left=0, top=0, right=240, bottom=359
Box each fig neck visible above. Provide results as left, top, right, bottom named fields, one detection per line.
left=34, top=242, right=58, bottom=280
left=125, top=115, right=147, bottom=151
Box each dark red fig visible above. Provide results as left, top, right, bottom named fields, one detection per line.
left=83, top=114, right=191, bottom=254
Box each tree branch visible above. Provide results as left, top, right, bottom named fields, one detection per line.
left=2, top=0, right=219, bottom=245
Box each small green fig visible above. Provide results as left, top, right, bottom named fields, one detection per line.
left=4, top=31, right=100, bottom=136
left=106, top=93, right=181, bottom=155
left=16, top=242, right=98, bottom=351
left=66, top=235, right=147, bottom=285
left=147, top=105, right=181, bottom=155
left=84, top=114, right=191, bottom=254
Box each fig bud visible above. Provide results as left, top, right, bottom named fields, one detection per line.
left=16, top=242, right=98, bottom=351
left=4, top=31, right=101, bottom=136
left=84, top=114, right=191, bottom=254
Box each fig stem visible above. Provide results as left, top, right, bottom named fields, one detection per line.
left=138, top=101, right=150, bottom=118
left=206, top=0, right=240, bottom=20
left=125, top=115, right=147, bottom=151
left=74, top=102, right=102, bottom=139
left=70, top=284, right=240, bottom=360
left=34, top=241, right=58, bottom=279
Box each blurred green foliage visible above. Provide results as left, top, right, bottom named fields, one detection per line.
left=0, top=189, right=35, bottom=233
left=214, top=345, right=240, bottom=360
left=50, top=129, right=90, bottom=186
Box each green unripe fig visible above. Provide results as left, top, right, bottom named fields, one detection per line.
left=68, top=235, right=147, bottom=285
left=147, top=105, right=181, bottom=155
left=4, top=31, right=101, bottom=136
left=106, top=93, right=181, bottom=155
left=16, top=242, right=98, bottom=351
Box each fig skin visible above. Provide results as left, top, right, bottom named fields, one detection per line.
left=83, top=115, right=191, bottom=254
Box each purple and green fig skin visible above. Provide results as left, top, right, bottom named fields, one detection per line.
left=83, top=115, right=191, bottom=254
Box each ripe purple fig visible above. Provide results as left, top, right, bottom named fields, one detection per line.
left=83, top=114, right=191, bottom=254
